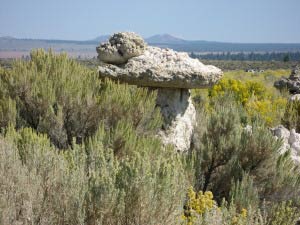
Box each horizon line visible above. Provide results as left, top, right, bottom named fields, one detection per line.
left=1, top=34, right=300, bottom=45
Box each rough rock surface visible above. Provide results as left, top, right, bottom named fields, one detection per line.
left=155, top=88, right=196, bottom=152
left=271, top=125, right=300, bottom=164
left=274, top=65, right=300, bottom=94
left=96, top=32, right=146, bottom=64
left=98, top=46, right=223, bottom=89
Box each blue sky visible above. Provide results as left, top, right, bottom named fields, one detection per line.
left=1, top=0, right=300, bottom=43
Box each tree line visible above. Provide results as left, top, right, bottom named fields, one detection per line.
left=190, top=51, right=300, bottom=61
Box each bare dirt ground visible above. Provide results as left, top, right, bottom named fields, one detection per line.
left=0, top=51, right=97, bottom=59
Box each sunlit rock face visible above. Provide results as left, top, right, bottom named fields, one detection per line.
left=97, top=32, right=223, bottom=152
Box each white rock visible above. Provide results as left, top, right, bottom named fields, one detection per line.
left=291, top=142, right=300, bottom=153
left=244, top=125, right=252, bottom=133
left=271, top=125, right=300, bottom=164
left=96, top=32, right=146, bottom=64
left=288, top=129, right=300, bottom=145
left=271, top=125, right=290, bottom=142
left=156, top=88, right=196, bottom=152
left=98, top=46, right=223, bottom=89
left=289, top=94, right=300, bottom=101
left=279, top=142, right=291, bottom=154
left=291, top=155, right=300, bottom=166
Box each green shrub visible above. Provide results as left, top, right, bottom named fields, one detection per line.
left=0, top=127, right=87, bottom=225
left=0, top=49, right=162, bottom=149
left=1, top=49, right=102, bottom=148
left=209, top=78, right=267, bottom=105
left=181, top=186, right=300, bottom=225
left=192, top=93, right=298, bottom=204
left=181, top=187, right=264, bottom=225
left=0, top=67, right=16, bottom=129
left=282, top=99, right=300, bottom=132
left=84, top=122, right=186, bottom=225
left=0, top=97, right=16, bottom=129
left=1, top=50, right=299, bottom=224
left=266, top=201, right=300, bottom=225
left=0, top=50, right=187, bottom=224
left=192, top=94, right=243, bottom=196
left=0, top=124, right=186, bottom=225
left=98, top=78, right=162, bottom=135
left=207, top=78, right=287, bottom=126
left=0, top=125, right=187, bottom=224
left=229, top=173, right=259, bottom=210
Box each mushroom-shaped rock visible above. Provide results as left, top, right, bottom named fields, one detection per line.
left=96, top=32, right=146, bottom=65
left=274, top=65, right=300, bottom=94
left=97, top=32, right=223, bottom=152
left=98, top=46, right=222, bottom=89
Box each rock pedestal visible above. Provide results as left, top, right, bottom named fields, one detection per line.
left=155, top=88, right=196, bottom=152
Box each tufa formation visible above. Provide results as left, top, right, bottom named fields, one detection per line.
left=97, top=32, right=223, bottom=151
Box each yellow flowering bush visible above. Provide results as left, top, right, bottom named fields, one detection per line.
left=267, top=201, right=300, bottom=225
left=181, top=187, right=253, bottom=225
left=187, top=187, right=215, bottom=214
left=209, top=79, right=268, bottom=105
left=223, top=70, right=290, bottom=88
left=182, top=187, right=216, bottom=224
left=240, top=208, right=247, bottom=218
left=246, top=97, right=287, bottom=126
left=231, top=208, right=248, bottom=225
left=208, top=78, right=286, bottom=126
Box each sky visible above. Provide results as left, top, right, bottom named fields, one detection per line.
left=1, top=0, right=300, bottom=43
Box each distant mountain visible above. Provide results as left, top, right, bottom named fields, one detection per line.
left=1, top=34, right=300, bottom=59
left=146, top=34, right=186, bottom=44
left=0, top=36, right=98, bottom=57
left=88, top=35, right=110, bottom=44
left=88, top=34, right=186, bottom=44
left=0, top=36, right=16, bottom=40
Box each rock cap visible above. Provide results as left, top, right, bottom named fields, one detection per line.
left=98, top=45, right=223, bottom=89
